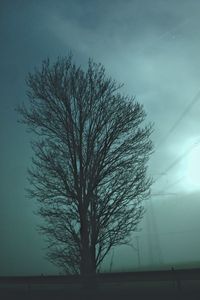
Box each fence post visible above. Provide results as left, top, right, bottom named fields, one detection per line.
left=171, top=267, right=182, bottom=295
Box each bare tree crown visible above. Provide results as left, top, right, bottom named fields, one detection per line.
left=17, top=56, right=153, bottom=274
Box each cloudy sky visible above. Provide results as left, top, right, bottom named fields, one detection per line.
left=1, top=0, right=200, bottom=275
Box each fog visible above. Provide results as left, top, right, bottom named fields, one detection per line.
left=1, top=0, right=200, bottom=275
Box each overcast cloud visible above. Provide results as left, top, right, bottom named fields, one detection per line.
left=1, top=0, right=200, bottom=275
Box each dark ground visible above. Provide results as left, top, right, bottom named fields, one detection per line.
left=1, top=269, right=200, bottom=299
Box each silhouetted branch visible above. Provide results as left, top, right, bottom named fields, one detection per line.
left=17, top=55, right=153, bottom=276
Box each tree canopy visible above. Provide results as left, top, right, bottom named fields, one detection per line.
left=17, top=55, right=153, bottom=276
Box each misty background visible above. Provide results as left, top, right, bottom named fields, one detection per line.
left=1, top=0, right=200, bottom=275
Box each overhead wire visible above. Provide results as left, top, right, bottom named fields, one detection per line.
left=154, top=175, right=185, bottom=196
left=157, top=89, right=200, bottom=148
left=154, top=138, right=200, bottom=183
left=152, top=87, right=200, bottom=189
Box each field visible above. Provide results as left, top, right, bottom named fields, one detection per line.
left=1, top=268, right=200, bottom=299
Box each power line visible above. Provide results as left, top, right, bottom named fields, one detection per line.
left=157, top=89, right=200, bottom=148
left=152, top=192, right=177, bottom=197
left=152, top=177, right=184, bottom=197
left=140, top=228, right=200, bottom=237
left=138, top=18, right=192, bottom=56
left=154, top=138, right=200, bottom=183
left=155, top=176, right=185, bottom=195
left=152, top=90, right=200, bottom=185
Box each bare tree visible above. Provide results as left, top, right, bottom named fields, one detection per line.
left=17, top=55, right=153, bottom=278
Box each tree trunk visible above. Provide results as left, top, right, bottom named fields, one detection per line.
left=80, top=220, right=97, bottom=289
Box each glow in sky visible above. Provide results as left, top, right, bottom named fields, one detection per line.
left=1, top=0, right=200, bottom=275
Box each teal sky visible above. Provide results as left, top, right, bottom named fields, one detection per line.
left=1, top=0, right=200, bottom=275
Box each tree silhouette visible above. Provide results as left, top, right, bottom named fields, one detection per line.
left=17, top=55, right=153, bottom=278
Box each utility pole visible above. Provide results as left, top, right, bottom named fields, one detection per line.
left=146, top=197, right=163, bottom=266
left=129, top=235, right=142, bottom=269
left=135, top=236, right=141, bottom=268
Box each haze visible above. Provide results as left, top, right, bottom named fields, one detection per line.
left=1, top=0, right=200, bottom=275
